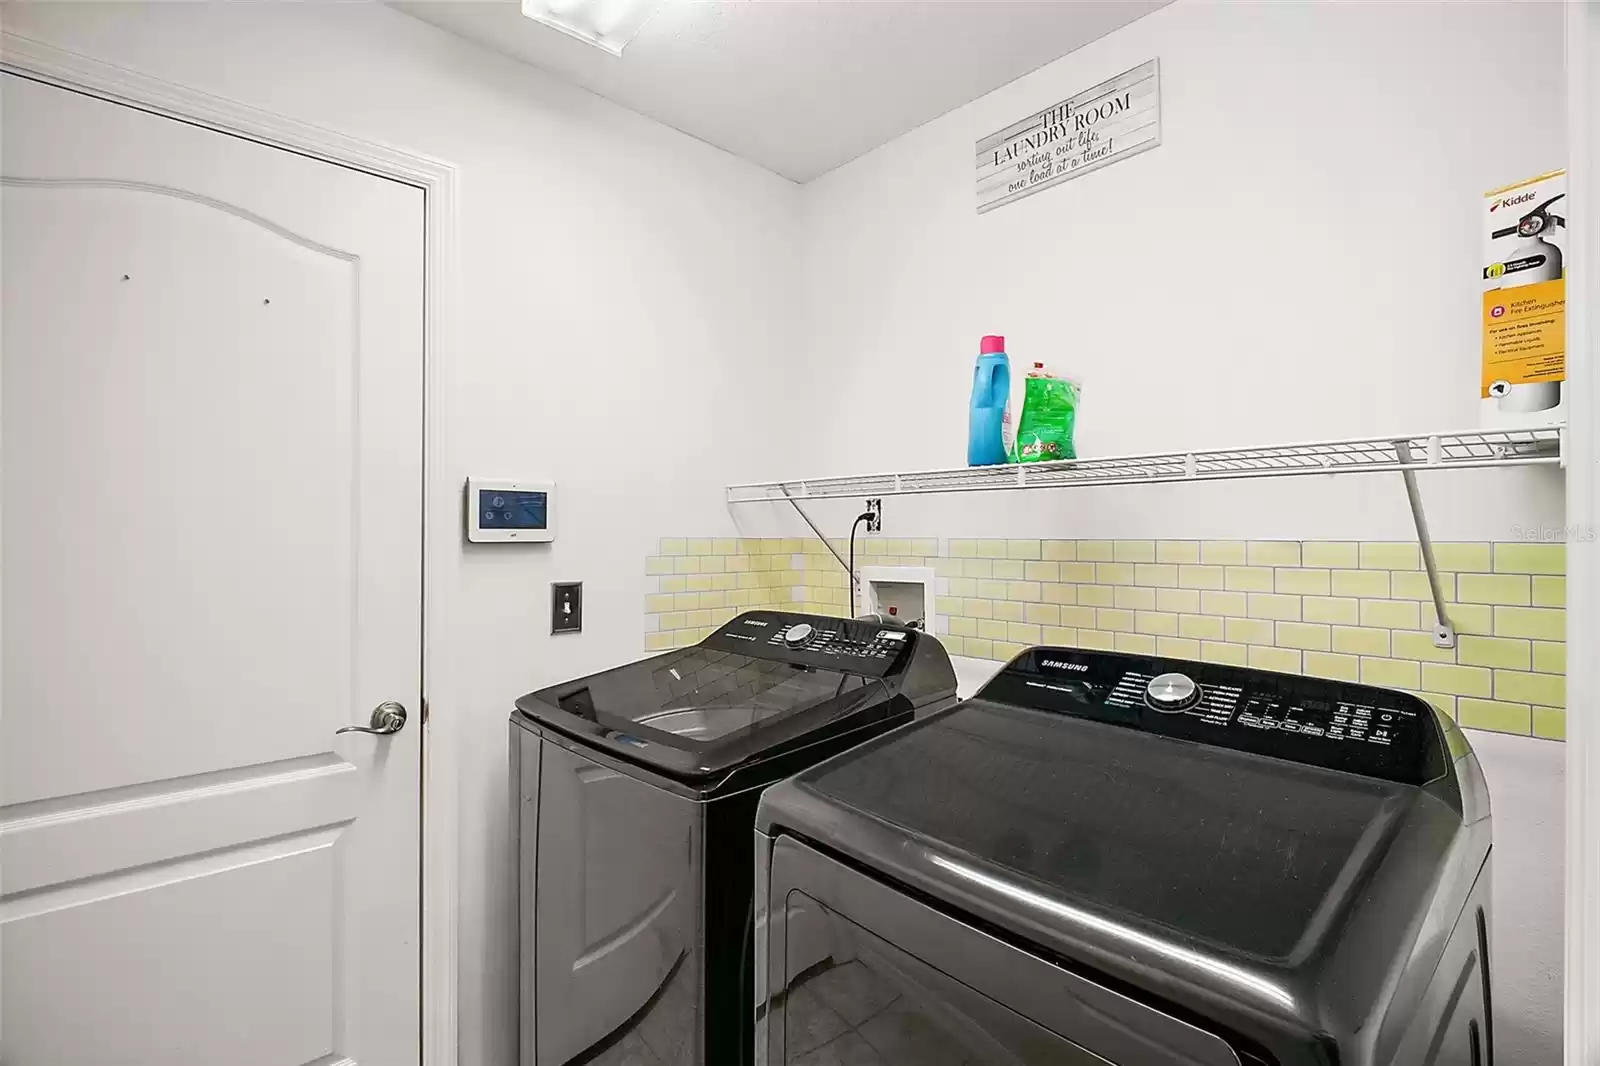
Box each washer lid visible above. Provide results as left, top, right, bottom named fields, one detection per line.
left=516, top=614, right=928, bottom=782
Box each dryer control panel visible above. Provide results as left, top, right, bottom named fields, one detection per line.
left=979, top=647, right=1448, bottom=785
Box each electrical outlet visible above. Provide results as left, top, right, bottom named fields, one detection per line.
left=551, top=581, right=583, bottom=634
left=865, top=498, right=883, bottom=533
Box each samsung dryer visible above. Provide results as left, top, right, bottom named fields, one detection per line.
left=755, top=646, right=1493, bottom=1066
left=513, top=609, right=956, bottom=1066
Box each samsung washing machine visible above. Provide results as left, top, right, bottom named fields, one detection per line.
left=756, top=646, right=1494, bottom=1066
left=513, top=609, right=956, bottom=1066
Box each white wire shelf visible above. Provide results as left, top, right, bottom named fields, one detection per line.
left=726, top=427, right=1564, bottom=503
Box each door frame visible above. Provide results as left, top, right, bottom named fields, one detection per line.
left=0, top=31, right=463, bottom=1066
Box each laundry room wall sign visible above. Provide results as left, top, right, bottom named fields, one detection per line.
left=976, top=60, right=1160, bottom=214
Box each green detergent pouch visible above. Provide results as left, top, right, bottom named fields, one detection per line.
left=1013, top=366, right=1080, bottom=463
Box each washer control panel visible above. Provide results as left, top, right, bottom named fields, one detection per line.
left=702, top=611, right=913, bottom=678
left=980, top=647, right=1447, bottom=785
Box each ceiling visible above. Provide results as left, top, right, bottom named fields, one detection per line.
left=392, top=0, right=1170, bottom=182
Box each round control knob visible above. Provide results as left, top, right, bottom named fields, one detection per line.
left=1146, top=672, right=1200, bottom=712
left=783, top=623, right=815, bottom=648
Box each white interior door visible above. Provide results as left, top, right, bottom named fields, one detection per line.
left=0, top=73, right=424, bottom=1066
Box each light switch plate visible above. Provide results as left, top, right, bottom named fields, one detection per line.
left=551, top=581, right=582, bottom=634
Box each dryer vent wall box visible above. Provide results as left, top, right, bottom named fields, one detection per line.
left=466, top=478, right=555, bottom=542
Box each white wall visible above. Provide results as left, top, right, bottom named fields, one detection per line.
left=0, top=5, right=800, bottom=1064
left=793, top=3, right=1569, bottom=1061
left=770, top=0, right=1567, bottom=543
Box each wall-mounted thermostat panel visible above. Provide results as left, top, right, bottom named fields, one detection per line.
left=466, top=478, right=555, bottom=543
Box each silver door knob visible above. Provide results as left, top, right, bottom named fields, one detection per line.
left=337, top=701, right=408, bottom=736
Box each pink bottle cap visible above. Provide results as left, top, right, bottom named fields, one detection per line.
left=980, top=335, right=1006, bottom=354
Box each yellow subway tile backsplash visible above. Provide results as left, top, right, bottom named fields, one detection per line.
left=1391, top=571, right=1449, bottom=602
left=1200, top=590, right=1248, bottom=617
left=1006, top=580, right=1042, bottom=602
left=1458, top=636, right=1530, bottom=671
left=1157, top=636, right=1202, bottom=659
left=1114, top=586, right=1157, bottom=611
left=1025, top=603, right=1060, bottom=626
left=1179, top=614, right=1226, bottom=641
left=1062, top=601, right=1100, bottom=627
left=1116, top=633, right=1158, bottom=655
left=1097, top=563, right=1136, bottom=585
left=1532, top=576, right=1566, bottom=607
left=1493, top=543, right=1565, bottom=575
left=1201, top=641, right=1249, bottom=666
left=1457, top=573, right=1530, bottom=606
left=1301, top=542, right=1359, bottom=568
left=1302, top=596, right=1359, bottom=625
left=1496, top=670, right=1564, bottom=707
left=1434, top=543, right=1492, bottom=572
left=646, top=537, right=1565, bottom=736
left=1360, top=599, right=1420, bottom=630
left=1078, top=540, right=1115, bottom=562
left=1136, top=611, right=1180, bottom=636
left=1007, top=621, right=1042, bottom=643
left=1156, top=541, right=1200, bottom=564
left=1494, top=606, right=1565, bottom=641
left=1135, top=563, right=1180, bottom=587
left=1250, top=646, right=1301, bottom=673
left=1098, top=609, right=1136, bottom=632
left=1390, top=631, right=1455, bottom=664
left=1533, top=707, right=1566, bottom=740
left=1201, top=541, right=1247, bottom=565
left=1157, top=588, right=1201, bottom=614
left=1247, top=594, right=1301, bottom=622
left=1420, top=663, right=1492, bottom=698
left=1458, top=698, right=1531, bottom=735
left=1077, top=586, right=1115, bottom=607
left=1275, top=569, right=1330, bottom=596
left=1276, top=622, right=1331, bottom=651
left=1332, top=569, right=1389, bottom=598
left=1303, top=651, right=1360, bottom=682
left=1333, top=626, right=1390, bottom=656
left=1225, top=617, right=1275, bottom=646
left=1361, top=542, right=1419, bottom=570
left=1224, top=566, right=1274, bottom=592
left=1007, top=539, right=1042, bottom=560
left=1059, top=562, right=1097, bottom=582
left=1178, top=565, right=1226, bottom=590
left=1113, top=540, right=1156, bottom=563
left=1362, top=657, right=1420, bottom=689
left=1533, top=641, right=1565, bottom=675
left=1247, top=541, right=1301, bottom=567
left=1024, top=561, right=1058, bottom=582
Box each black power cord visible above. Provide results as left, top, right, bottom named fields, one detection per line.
left=847, top=510, right=875, bottom=615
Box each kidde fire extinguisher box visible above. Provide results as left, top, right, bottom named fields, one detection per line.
left=1481, top=170, right=1567, bottom=428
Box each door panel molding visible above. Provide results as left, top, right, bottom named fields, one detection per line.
left=0, top=31, right=461, bottom=1066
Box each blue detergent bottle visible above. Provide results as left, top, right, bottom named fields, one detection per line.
left=967, top=335, right=1013, bottom=466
